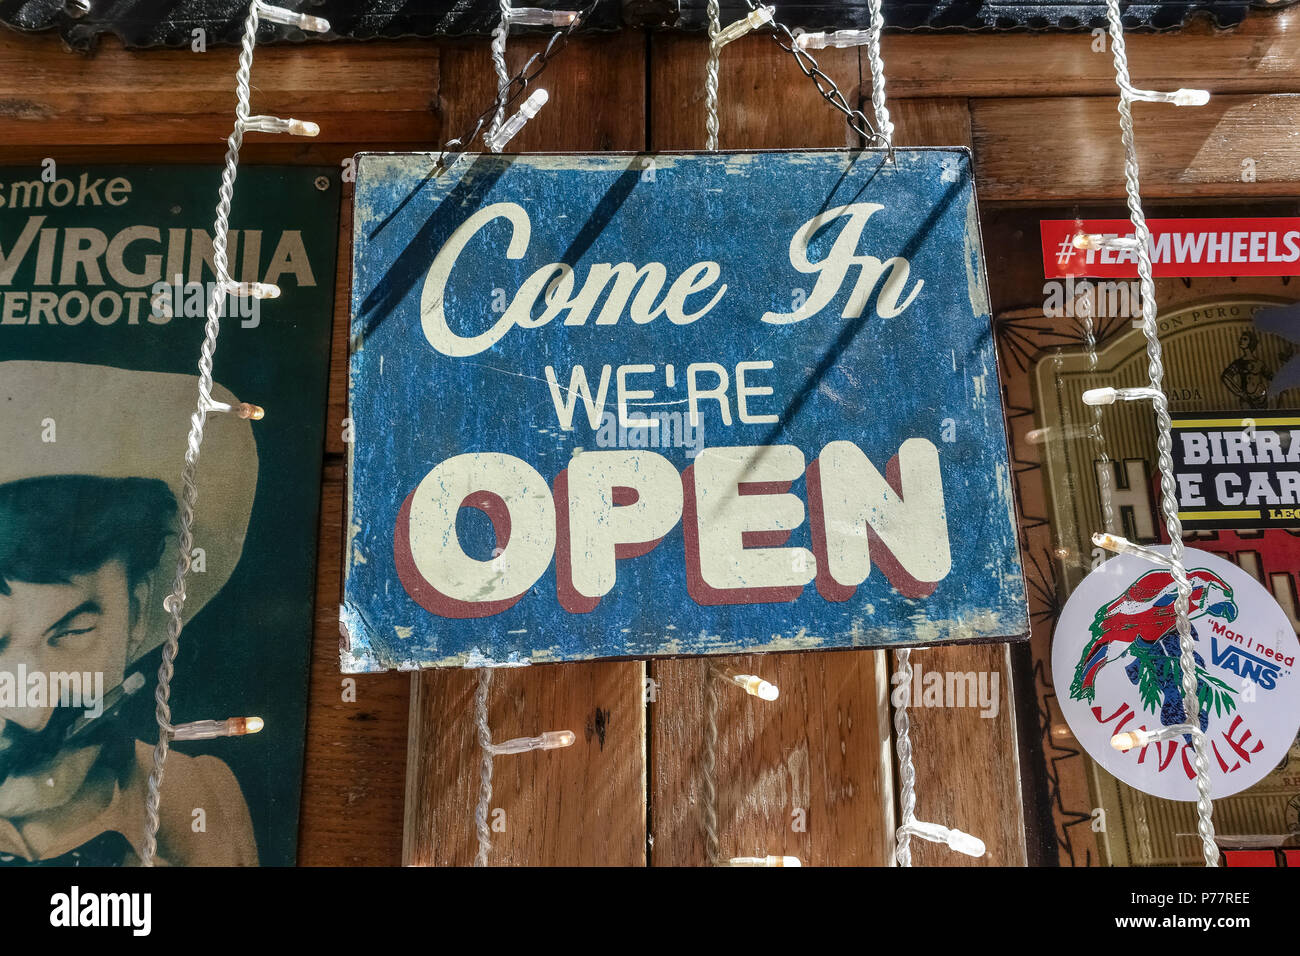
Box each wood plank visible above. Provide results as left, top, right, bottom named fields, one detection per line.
left=1, top=111, right=436, bottom=146
left=882, top=8, right=1300, bottom=98
left=0, top=29, right=438, bottom=145
left=402, top=30, right=649, bottom=867
left=972, top=93, right=1300, bottom=200
left=0, top=31, right=438, bottom=119
left=297, top=458, right=410, bottom=865
left=434, top=35, right=648, bottom=153
left=647, top=32, right=894, bottom=867
left=324, top=193, right=353, bottom=457
left=297, top=153, right=408, bottom=865
left=879, top=97, right=1030, bottom=869
left=649, top=33, right=862, bottom=150
left=902, top=644, right=1029, bottom=866
left=650, top=652, right=893, bottom=865
left=404, top=662, right=646, bottom=866
left=889, top=98, right=973, bottom=149
left=8, top=7, right=1295, bottom=121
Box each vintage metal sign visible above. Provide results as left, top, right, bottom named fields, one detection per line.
left=344, top=150, right=1027, bottom=671
left=0, top=164, right=338, bottom=864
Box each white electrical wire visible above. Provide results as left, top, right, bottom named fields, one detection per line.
left=141, top=1, right=263, bottom=867
left=140, top=0, right=326, bottom=866
left=474, top=667, right=495, bottom=867
left=1102, top=0, right=1218, bottom=867
left=864, top=0, right=893, bottom=149
left=488, top=0, right=512, bottom=149
left=705, top=0, right=721, bottom=151
left=702, top=665, right=721, bottom=865
left=892, top=648, right=918, bottom=866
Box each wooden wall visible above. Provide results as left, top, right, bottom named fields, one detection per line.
left=5, top=6, right=1298, bottom=865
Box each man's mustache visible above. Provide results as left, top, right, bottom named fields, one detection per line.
left=0, top=704, right=108, bottom=783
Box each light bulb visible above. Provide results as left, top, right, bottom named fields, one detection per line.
left=172, top=716, right=265, bottom=741
left=506, top=7, right=580, bottom=26
left=257, top=3, right=331, bottom=33
left=489, top=729, right=576, bottom=755
left=244, top=115, right=320, bottom=137
left=484, top=88, right=549, bottom=153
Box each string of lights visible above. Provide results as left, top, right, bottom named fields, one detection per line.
left=141, top=0, right=328, bottom=866
left=1081, top=0, right=1219, bottom=867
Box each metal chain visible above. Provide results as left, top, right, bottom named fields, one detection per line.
left=740, top=0, right=883, bottom=146
left=1104, top=0, right=1218, bottom=867
left=474, top=667, right=495, bottom=867
left=141, top=0, right=260, bottom=867
left=435, top=0, right=602, bottom=172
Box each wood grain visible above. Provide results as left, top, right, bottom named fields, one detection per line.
left=404, top=662, right=646, bottom=866
left=902, top=644, right=1029, bottom=866
left=972, top=93, right=1300, bottom=200
left=649, top=33, right=862, bottom=150
left=297, top=190, right=411, bottom=867
left=13, top=5, right=1292, bottom=863
left=650, top=653, right=893, bottom=866
left=297, top=460, right=410, bottom=866
left=402, top=31, right=650, bottom=867
left=889, top=98, right=973, bottom=149
left=0, top=32, right=438, bottom=145
left=881, top=8, right=1300, bottom=98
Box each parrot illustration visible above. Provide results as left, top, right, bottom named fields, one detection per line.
left=1070, top=567, right=1240, bottom=730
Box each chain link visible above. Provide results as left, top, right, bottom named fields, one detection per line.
left=434, top=0, right=604, bottom=171
left=740, top=0, right=884, bottom=146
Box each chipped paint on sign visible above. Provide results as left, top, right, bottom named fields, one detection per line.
left=344, top=150, right=1027, bottom=672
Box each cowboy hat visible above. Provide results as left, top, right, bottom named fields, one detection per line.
left=0, top=361, right=257, bottom=661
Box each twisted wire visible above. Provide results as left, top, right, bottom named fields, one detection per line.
left=864, top=0, right=894, bottom=149
left=488, top=0, right=511, bottom=148
left=141, top=0, right=259, bottom=867
left=705, top=0, right=721, bottom=151
left=892, top=648, right=917, bottom=866
left=702, top=666, right=721, bottom=865
left=474, top=667, right=495, bottom=867
left=1080, top=295, right=1118, bottom=533
left=1104, top=0, right=1217, bottom=866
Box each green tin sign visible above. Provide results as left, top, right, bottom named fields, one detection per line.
left=0, top=165, right=338, bottom=865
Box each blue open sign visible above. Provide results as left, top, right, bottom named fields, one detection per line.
left=343, top=150, right=1027, bottom=671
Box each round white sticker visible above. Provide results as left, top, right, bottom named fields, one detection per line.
left=1052, top=547, right=1299, bottom=801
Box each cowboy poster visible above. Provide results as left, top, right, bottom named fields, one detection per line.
left=0, top=165, right=338, bottom=865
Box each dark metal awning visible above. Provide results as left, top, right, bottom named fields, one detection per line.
left=0, top=0, right=1284, bottom=51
